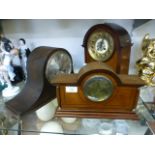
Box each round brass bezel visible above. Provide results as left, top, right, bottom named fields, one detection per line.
left=83, top=75, right=114, bottom=102
left=45, top=50, right=72, bottom=82
left=87, top=30, right=114, bottom=61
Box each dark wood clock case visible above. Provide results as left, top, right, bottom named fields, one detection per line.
left=51, top=62, right=145, bottom=120
left=6, top=46, right=73, bottom=116
left=82, top=23, right=132, bottom=74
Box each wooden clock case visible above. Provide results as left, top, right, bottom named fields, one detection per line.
left=51, top=62, right=145, bottom=120
left=82, top=23, right=132, bottom=74
left=6, top=46, right=73, bottom=116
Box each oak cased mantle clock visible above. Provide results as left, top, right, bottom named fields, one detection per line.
left=51, top=62, right=145, bottom=119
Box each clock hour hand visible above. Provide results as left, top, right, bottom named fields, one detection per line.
left=100, top=39, right=107, bottom=51
left=97, top=40, right=103, bottom=51
left=97, top=39, right=106, bottom=51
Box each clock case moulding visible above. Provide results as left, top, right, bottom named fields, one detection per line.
left=5, top=46, right=73, bottom=116
left=51, top=62, right=145, bottom=120
left=82, top=23, right=132, bottom=74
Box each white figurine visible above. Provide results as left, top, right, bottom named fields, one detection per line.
left=0, top=38, right=20, bottom=97
left=18, top=38, right=31, bottom=78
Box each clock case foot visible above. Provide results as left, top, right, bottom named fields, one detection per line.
left=55, top=108, right=139, bottom=120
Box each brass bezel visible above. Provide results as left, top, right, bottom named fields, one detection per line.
left=87, top=30, right=114, bottom=61
left=83, top=75, right=114, bottom=102
left=45, top=50, right=72, bottom=82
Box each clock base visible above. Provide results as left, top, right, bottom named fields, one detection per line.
left=55, top=108, right=139, bottom=120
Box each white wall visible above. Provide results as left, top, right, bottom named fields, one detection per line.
left=1, top=19, right=134, bottom=71
left=130, top=20, right=155, bottom=74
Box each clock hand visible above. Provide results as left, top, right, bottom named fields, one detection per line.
left=101, top=39, right=106, bottom=50
left=96, top=38, right=106, bottom=51
left=97, top=40, right=103, bottom=51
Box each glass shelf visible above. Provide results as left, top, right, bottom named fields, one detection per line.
left=0, top=85, right=155, bottom=135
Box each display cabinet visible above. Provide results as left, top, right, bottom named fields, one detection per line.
left=0, top=85, right=155, bottom=135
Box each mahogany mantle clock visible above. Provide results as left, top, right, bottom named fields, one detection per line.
left=82, top=23, right=132, bottom=74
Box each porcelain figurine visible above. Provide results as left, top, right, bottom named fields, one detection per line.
left=18, top=38, right=31, bottom=78
left=0, top=38, right=20, bottom=97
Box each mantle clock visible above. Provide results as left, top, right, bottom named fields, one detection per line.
left=82, top=23, right=132, bottom=74
left=6, top=47, right=73, bottom=116
left=51, top=62, right=145, bottom=119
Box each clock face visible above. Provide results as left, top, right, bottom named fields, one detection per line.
left=45, top=50, right=72, bottom=82
left=87, top=30, right=114, bottom=61
left=83, top=75, right=114, bottom=102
